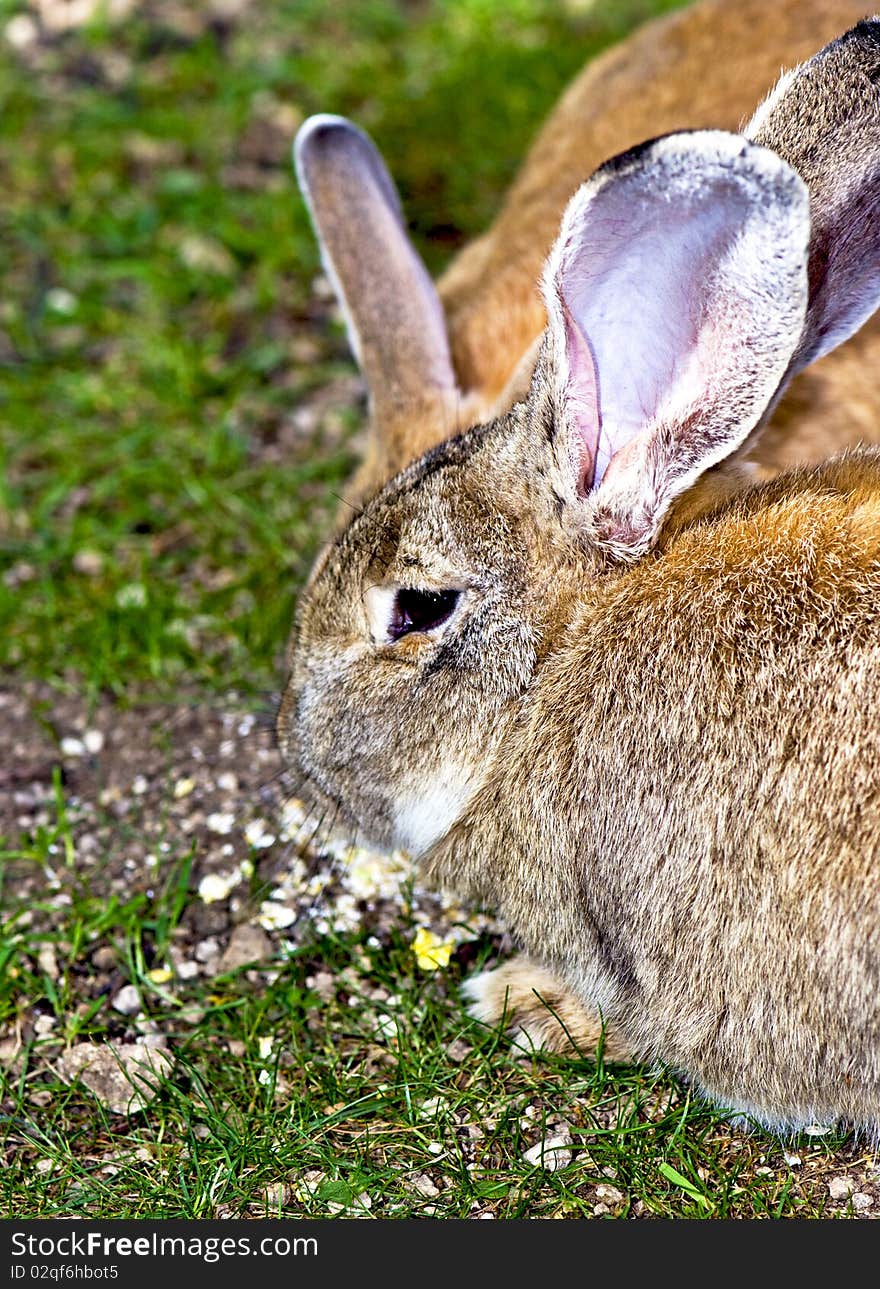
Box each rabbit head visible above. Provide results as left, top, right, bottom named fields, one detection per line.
left=280, top=20, right=880, bottom=859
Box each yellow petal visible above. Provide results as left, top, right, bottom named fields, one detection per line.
left=412, top=927, right=454, bottom=971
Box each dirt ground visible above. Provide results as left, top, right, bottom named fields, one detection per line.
left=1, top=677, right=499, bottom=968
left=4, top=678, right=880, bottom=1217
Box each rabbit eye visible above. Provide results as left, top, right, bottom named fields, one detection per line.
left=388, top=588, right=460, bottom=641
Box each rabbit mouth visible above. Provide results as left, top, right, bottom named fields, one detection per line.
left=276, top=678, right=401, bottom=847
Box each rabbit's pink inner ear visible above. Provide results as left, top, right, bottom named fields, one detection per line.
left=559, top=300, right=600, bottom=495
left=541, top=131, right=811, bottom=554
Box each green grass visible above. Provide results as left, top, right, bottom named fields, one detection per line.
left=2, top=0, right=867, bottom=1222
left=1, top=752, right=864, bottom=1220
left=0, top=811, right=854, bottom=1220
left=0, top=0, right=688, bottom=702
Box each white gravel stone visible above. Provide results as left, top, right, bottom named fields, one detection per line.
left=244, top=818, right=275, bottom=849
left=111, top=984, right=141, bottom=1016
left=37, top=944, right=59, bottom=980
left=57, top=1042, right=172, bottom=1114
left=83, top=729, right=104, bottom=754
left=408, top=1173, right=440, bottom=1198
left=595, top=1184, right=624, bottom=1206
left=851, top=1193, right=873, bottom=1211
left=5, top=13, right=39, bottom=48
left=194, top=938, right=220, bottom=963
left=522, top=1135, right=573, bottom=1171
left=72, top=549, right=104, bottom=576
left=828, top=1175, right=856, bottom=1200
left=60, top=737, right=86, bottom=757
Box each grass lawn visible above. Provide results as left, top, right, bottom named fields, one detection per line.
left=1, top=0, right=876, bottom=1221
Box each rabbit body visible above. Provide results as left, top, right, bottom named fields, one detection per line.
left=285, top=17, right=880, bottom=1134
left=282, top=354, right=880, bottom=1133
left=443, top=448, right=880, bottom=1136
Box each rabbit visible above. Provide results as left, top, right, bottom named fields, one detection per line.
left=279, top=17, right=880, bottom=1138
left=295, top=0, right=880, bottom=513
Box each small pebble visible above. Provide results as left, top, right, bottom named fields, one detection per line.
left=111, top=985, right=141, bottom=1016
left=72, top=549, right=104, bottom=576
left=244, top=818, right=275, bottom=849
left=522, top=1135, right=573, bottom=1171
left=217, top=924, right=272, bottom=973
left=408, top=1173, right=440, bottom=1198
left=37, top=944, right=59, bottom=980
left=60, top=737, right=85, bottom=757
left=828, top=1176, right=856, bottom=1200
left=83, top=730, right=104, bottom=754
left=595, top=1184, right=624, bottom=1206
left=5, top=13, right=39, bottom=48
left=851, top=1193, right=873, bottom=1211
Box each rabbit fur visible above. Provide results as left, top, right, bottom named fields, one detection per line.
left=282, top=18, right=880, bottom=1136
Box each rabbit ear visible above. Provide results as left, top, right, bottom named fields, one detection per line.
left=295, top=116, right=461, bottom=469
left=540, top=132, right=810, bottom=557
left=746, top=18, right=880, bottom=373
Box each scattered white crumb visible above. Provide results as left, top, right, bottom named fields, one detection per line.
left=205, top=811, right=235, bottom=834
left=244, top=818, right=275, bottom=849
left=258, top=901, right=297, bottom=931
left=198, top=871, right=239, bottom=904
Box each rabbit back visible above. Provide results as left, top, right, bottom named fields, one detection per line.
left=432, top=449, right=880, bottom=1134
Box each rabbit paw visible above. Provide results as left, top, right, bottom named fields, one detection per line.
left=462, top=957, right=631, bottom=1061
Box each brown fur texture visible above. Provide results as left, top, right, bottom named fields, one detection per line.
left=439, top=0, right=880, bottom=482
left=282, top=16, right=880, bottom=1136
left=280, top=386, right=880, bottom=1135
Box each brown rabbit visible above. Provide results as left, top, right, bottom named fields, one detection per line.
left=295, top=0, right=880, bottom=509
left=280, top=21, right=880, bottom=1137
